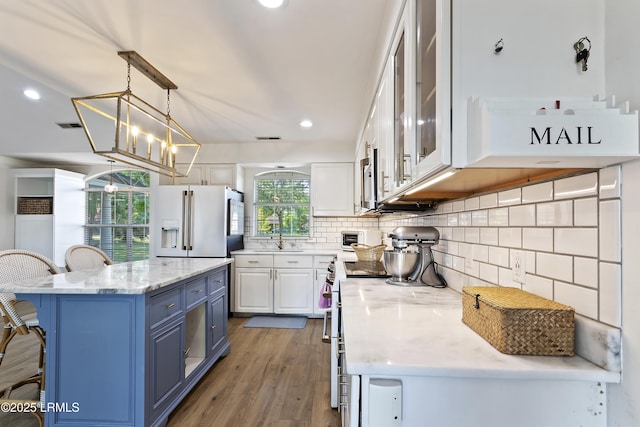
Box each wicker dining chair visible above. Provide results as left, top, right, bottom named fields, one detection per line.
left=64, top=244, right=113, bottom=272
left=0, top=249, right=61, bottom=427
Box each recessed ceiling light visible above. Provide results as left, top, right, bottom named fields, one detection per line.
left=23, top=88, right=40, bottom=100
left=258, top=0, right=285, bottom=8
left=300, top=119, right=313, bottom=128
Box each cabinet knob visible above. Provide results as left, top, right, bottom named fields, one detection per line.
left=211, top=325, right=217, bottom=329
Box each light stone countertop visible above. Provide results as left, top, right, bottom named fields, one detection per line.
left=231, top=248, right=340, bottom=256
left=0, top=257, right=233, bottom=295
left=340, top=277, right=621, bottom=383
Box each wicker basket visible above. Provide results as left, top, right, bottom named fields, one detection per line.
left=351, top=244, right=386, bottom=262
left=462, top=286, right=575, bottom=356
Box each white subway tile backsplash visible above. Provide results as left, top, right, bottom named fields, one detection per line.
left=524, top=250, right=536, bottom=273
left=555, top=281, right=598, bottom=319
left=498, top=266, right=518, bottom=288
left=509, top=205, right=536, bottom=226
left=498, top=228, right=521, bottom=248
left=447, top=214, right=459, bottom=227
left=465, top=259, right=480, bottom=277
left=554, top=172, right=598, bottom=200
left=452, top=228, right=465, bottom=242
left=554, top=228, right=598, bottom=257
left=465, top=197, right=479, bottom=211
left=574, top=257, right=598, bottom=289
left=599, top=165, right=621, bottom=199
left=537, top=201, right=573, bottom=226
left=459, top=212, right=472, bottom=226
left=473, top=244, right=489, bottom=263
left=600, top=200, right=621, bottom=262
left=599, top=262, right=621, bottom=327
left=574, top=198, right=598, bottom=226
left=452, top=255, right=465, bottom=272
left=479, top=193, right=498, bottom=209
left=488, top=246, right=510, bottom=267
left=452, top=200, right=465, bottom=212
left=536, top=252, right=573, bottom=282
left=522, top=181, right=553, bottom=204
left=523, top=275, right=553, bottom=300
left=480, top=228, right=499, bottom=246
left=498, top=188, right=522, bottom=206
left=472, top=210, right=488, bottom=227
left=465, top=228, right=480, bottom=243
left=522, top=228, right=553, bottom=252
left=488, top=208, right=509, bottom=226
left=479, top=263, right=499, bottom=284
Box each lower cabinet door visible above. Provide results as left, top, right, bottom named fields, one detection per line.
left=209, top=291, right=226, bottom=355
left=150, top=321, right=184, bottom=412
left=235, top=268, right=273, bottom=313
left=274, top=268, right=313, bottom=314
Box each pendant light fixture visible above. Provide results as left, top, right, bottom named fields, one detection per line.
left=104, top=160, right=118, bottom=193
left=72, top=51, right=200, bottom=177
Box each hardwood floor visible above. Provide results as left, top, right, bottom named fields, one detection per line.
left=167, top=316, right=340, bottom=427
left=0, top=315, right=340, bottom=427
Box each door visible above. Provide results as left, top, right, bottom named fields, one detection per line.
left=235, top=268, right=273, bottom=313
left=153, top=185, right=189, bottom=257
left=274, top=268, right=313, bottom=314
left=188, top=185, right=227, bottom=257
left=150, top=322, right=184, bottom=412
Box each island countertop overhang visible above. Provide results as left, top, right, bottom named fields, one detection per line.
left=0, top=257, right=233, bottom=295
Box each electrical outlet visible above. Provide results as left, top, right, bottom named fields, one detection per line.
left=512, top=250, right=525, bottom=284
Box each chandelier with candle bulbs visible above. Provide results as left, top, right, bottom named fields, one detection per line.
left=72, top=51, right=200, bottom=177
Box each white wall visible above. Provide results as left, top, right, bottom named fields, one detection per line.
left=605, top=0, right=640, bottom=424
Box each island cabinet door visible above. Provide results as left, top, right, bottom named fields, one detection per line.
left=149, top=320, right=185, bottom=416
left=208, top=287, right=227, bottom=356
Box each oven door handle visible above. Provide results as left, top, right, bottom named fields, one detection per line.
left=322, top=310, right=331, bottom=343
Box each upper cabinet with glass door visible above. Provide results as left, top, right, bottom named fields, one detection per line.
left=414, top=0, right=451, bottom=179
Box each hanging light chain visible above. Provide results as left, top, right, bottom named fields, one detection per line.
left=126, top=60, right=131, bottom=92
left=167, top=88, right=171, bottom=116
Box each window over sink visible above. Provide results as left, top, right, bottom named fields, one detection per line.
left=85, top=170, right=150, bottom=262
left=254, top=170, right=310, bottom=238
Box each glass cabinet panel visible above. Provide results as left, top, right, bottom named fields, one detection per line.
left=417, top=0, right=437, bottom=162
left=393, top=32, right=406, bottom=187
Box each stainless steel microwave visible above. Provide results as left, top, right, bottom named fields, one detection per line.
left=341, top=229, right=383, bottom=251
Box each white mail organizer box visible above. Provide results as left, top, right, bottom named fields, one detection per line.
left=467, top=96, right=640, bottom=168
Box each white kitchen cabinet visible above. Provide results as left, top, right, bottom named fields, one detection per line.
left=160, top=163, right=243, bottom=191
left=13, top=168, right=85, bottom=266
left=311, top=163, right=354, bottom=216
left=234, top=254, right=315, bottom=315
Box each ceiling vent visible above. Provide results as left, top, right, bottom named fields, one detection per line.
left=256, top=136, right=281, bottom=141
left=56, top=122, right=83, bottom=129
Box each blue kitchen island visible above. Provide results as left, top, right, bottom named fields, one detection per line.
left=1, top=257, right=232, bottom=427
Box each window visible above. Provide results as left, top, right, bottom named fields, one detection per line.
left=85, top=170, right=150, bottom=262
left=254, top=171, right=310, bottom=237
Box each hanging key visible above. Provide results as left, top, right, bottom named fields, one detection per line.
left=574, top=37, right=591, bottom=72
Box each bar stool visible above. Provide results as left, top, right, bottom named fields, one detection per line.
left=64, top=244, right=113, bottom=271
left=0, top=249, right=61, bottom=427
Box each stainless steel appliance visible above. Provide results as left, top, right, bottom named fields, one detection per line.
left=384, top=226, right=447, bottom=287
left=341, top=229, right=382, bottom=251
left=152, top=185, right=244, bottom=257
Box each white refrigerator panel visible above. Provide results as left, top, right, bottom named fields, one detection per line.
left=153, top=185, right=228, bottom=257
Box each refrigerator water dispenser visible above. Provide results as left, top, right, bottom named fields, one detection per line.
left=161, top=220, right=180, bottom=249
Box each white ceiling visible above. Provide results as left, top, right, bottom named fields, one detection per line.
left=0, top=0, right=395, bottom=166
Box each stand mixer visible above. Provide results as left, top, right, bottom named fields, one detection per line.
left=383, top=226, right=447, bottom=288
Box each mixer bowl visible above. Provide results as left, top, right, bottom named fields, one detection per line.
left=382, top=250, right=420, bottom=281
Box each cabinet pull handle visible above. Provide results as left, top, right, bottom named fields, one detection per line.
left=166, top=303, right=175, bottom=309
left=315, top=270, right=318, bottom=280
left=248, top=260, right=259, bottom=264
left=270, top=270, right=273, bottom=280
left=215, top=279, right=223, bottom=283
left=274, top=270, right=278, bottom=280
left=194, top=289, right=204, bottom=293
left=184, top=347, right=190, bottom=356
left=287, top=261, right=298, bottom=264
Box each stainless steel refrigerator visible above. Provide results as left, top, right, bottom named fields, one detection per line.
left=152, top=185, right=244, bottom=257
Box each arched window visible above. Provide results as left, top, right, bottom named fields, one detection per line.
left=85, top=170, right=150, bottom=262
left=254, top=170, right=310, bottom=237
